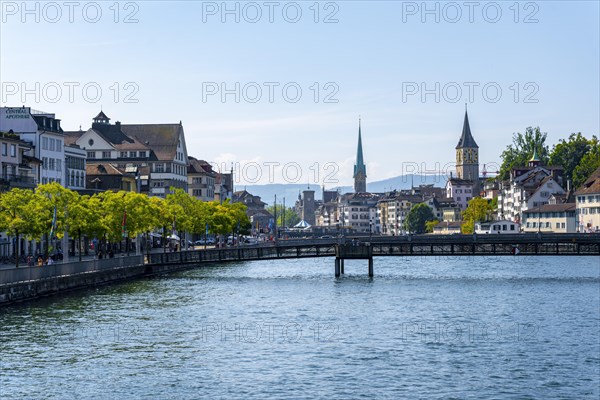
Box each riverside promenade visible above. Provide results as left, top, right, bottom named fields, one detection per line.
left=1, top=233, right=599, bottom=305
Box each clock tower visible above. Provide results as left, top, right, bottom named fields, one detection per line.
left=455, top=109, right=480, bottom=195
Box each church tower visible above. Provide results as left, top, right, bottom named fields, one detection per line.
left=455, top=109, right=480, bottom=195
left=353, top=118, right=367, bottom=193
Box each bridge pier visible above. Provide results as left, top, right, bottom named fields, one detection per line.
left=335, top=244, right=373, bottom=278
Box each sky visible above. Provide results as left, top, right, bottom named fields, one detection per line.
left=1, top=1, right=599, bottom=187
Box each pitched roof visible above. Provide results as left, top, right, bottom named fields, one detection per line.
left=575, top=166, right=600, bottom=195
left=86, top=162, right=129, bottom=176
left=522, top=203, right=576, bottom=213
left=456, top=110, right=478, bottom=149
left=121, top=123, right=183, bottom=162
left=188, top=157, right=215, bottom=174
left=94, top=111, right=110, bottom=121
left=91, top=123, right=134, bottom=145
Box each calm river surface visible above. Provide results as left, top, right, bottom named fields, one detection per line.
left=1, top=255, right=599, bottom=399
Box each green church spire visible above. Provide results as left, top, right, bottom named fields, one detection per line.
left=354, top=117, right=367, bottom=193
left=354, top=118, right=366, bottom=177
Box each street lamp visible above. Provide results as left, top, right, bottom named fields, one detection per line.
left=369, top=218, right=373, bottom=242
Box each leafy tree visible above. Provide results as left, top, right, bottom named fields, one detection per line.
left=149, top=196, right=175, bottom=253
left=97, top=191, right=127, bottom=243
left=266, top=205, right=300, bottom=227
left=461, top=197, right=493, bottom=234
left=549, top=133, right=594, bottom=184
left=66, top=194, right=103, bottom=261
left=573, top=136, right=600, bottom=189
left=404, top=203, right=435, bottom=234
left=499, top=127, right=549, bottom=180
left=166, top=188, right=197, bottom=249
left=0, top=189, right=50, bottom=267
left=425, top=220, right=439, bottom=233
left=226, top=201, right=251, bottom=236
left=37, top=183, right=78, bottom=256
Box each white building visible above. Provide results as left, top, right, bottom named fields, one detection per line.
left=338, top=192, right=381, bottom=234
left=522, top=203, right=577, bottom=233
left=446, top=177, right=475, bottom=210
left=0, top=107, right=66, bottom=186
left=475, top=220, right=520, bottom=234
left=65, top=111, right=189, bottom=197
left=497, top=162, right=565, bottom=223
left=575, top=166, right=600, bottom=233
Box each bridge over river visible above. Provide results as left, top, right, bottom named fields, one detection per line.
left=148, top=233, right=600, bottom=277
left=1, top=233, right=598, bottom=304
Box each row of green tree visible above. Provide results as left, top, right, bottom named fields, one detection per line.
left=0, top=183, right=250, bottom=266
left=499, top=128, right=599, bottom=188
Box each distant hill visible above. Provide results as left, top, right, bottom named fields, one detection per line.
left=241, top=174, right=448, bottom=205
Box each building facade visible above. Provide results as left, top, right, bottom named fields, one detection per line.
left=65, top=111, right=188, bottom=197
left=188, top=157, right=216, bottom=201
left=0, top=107, right=66, bottom=186
left=0, top=131, right=37, bottom=191
left=522, top=203, right=577, bottom=233
left=575, top=166, right=600, bottom=232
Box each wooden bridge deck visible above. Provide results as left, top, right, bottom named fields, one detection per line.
left=147, top=233, right=600, bottom=267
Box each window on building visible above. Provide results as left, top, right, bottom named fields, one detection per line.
left=87, top=151, right=96, bottom=159
left=56, top=159, right=62, bottom=172
left=49, top=138, right=55, bottom=152
left=561, top=222, right=565, bottom=228
left=129, top=151, right=136, bottom=158
left=56, top=140, right=62, bottom=152
left=10, top=144, right=16, bottom=157
left=1, top=143, right=7, bottom=156
left=49, top=158, right=56, bottom=170
left=510, top=225, right=515, bottom=231
left=102, top=151, right=111, bottom=158
left=139, top=151, right=146, bottom=158
left=155, top=163, right=164, bottom=173
left=42, top=137, right=48, bottom=150
left=556, top=222, right=560, bottom=229
left=120, top=152, right=127, bottom=158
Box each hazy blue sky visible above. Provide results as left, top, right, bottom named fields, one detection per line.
left=1, top=1, right=598, bottom=186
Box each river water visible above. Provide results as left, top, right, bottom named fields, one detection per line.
left=1, top=255, right=599, bottom=399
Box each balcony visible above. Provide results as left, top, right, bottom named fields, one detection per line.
left=0, top=174, right=37, bottom=189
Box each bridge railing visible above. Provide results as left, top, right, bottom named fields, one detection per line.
left=0, top=255, right=144, bottom=286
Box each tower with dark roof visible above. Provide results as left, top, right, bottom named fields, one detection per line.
left=353, top=118, right=367, bottom=193
left=93, top=110, right=110, bottom=125
left=455, top=109, right=480, bottom=194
